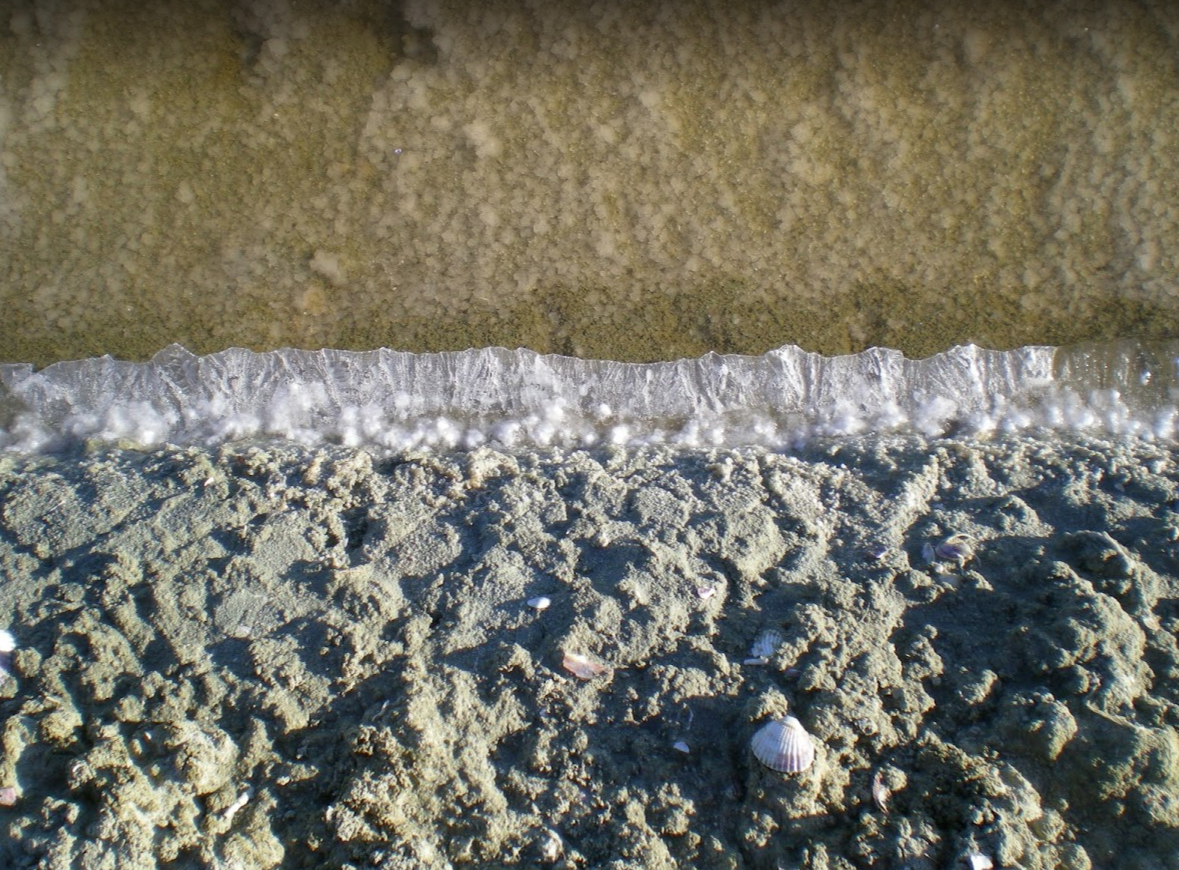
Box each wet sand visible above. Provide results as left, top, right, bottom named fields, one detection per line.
left=1, top=435, right=1178, bottom=868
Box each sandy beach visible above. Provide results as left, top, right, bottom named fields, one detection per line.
left=1, top=434, right=1177, bottom=869
left=2, top=2, right=1177, bottom=866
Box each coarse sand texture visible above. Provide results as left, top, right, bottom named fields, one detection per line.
left=1, top=436, right=1178, bottom=868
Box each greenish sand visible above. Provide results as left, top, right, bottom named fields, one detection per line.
left=1, top=435, right=1178, bottom=868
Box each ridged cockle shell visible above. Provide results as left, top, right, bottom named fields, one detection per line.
left=751, top=715, right=816, bottom=773
left=749, top=629, right=785, bottom=660
left=745, top=628, right=786, bottom=665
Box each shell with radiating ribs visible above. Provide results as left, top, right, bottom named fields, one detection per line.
left=750, top=715, right=816, bottom=773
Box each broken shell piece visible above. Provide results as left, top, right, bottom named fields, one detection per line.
left=0, top=629, right=14, bottom=680
left=751, top=715, right=816, bottom=773
left=871, top=769, right=890, bottom=812
left=672, top=740, right=690, bottom=754
left=935, top=533, right=975, bottom=566
left=222, top=787, right=253, bottom=823
left=695, top=585, right=716, bottom=600
left=561, top=651, right=609, bottom=680
left=965, top=855, right=994, bottom=870
left=0, top=787, right=17, bottom=807
left=527, top=596, right=552, bottom=611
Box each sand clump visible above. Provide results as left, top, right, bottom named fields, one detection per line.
left=0, top=436, right=1178, bottom=868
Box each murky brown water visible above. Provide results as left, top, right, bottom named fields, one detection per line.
left=1, top=0, right=1177, bottom=366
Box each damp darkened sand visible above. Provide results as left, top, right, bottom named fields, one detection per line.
left=1, top=435, right=1178, bottom=869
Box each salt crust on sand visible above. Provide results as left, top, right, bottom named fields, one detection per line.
left=1, top=435, right=1178, bottom=869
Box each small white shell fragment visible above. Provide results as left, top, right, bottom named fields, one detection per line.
left=965, top=855, right=994, bottom=870
left=561, top=651, right=609, bottom=680
left=695, top=585, right=716, bottom=600
left=527, top=596, right=552, bottom=611
left=0, top=629, right=14, bottom=680
left=672, top=740, right=690, bottom=754
left=871, top=769, right=890, bottom=812
left=751, top=715, right=816, bottom=774
left=222, top=787, right=253, bottom=823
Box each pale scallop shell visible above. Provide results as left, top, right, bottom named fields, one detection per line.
left=751, top=715, right=815, bottom=773
left=749, top=628, right=785, bottom=660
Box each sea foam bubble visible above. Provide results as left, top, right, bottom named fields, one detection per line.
left=0, top=341, right=1175, bottom=453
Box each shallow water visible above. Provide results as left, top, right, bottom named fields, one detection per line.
left=1, top=0, right=1177, bottom=365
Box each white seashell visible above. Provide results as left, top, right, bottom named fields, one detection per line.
left=749, top=629, right=785, bottom=661
left=965, top=855, right=994, bottom=870
left=527, top=596, right=552, bottom=611
left=538, top=828, right=563, bottom=863
left=0, top=629, right=13, bottom=680
left=672, top=740, right=690, bottom=754
left=221, top=787, right=253, bottom=823
left=751, top=715, right=816, bottom=773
